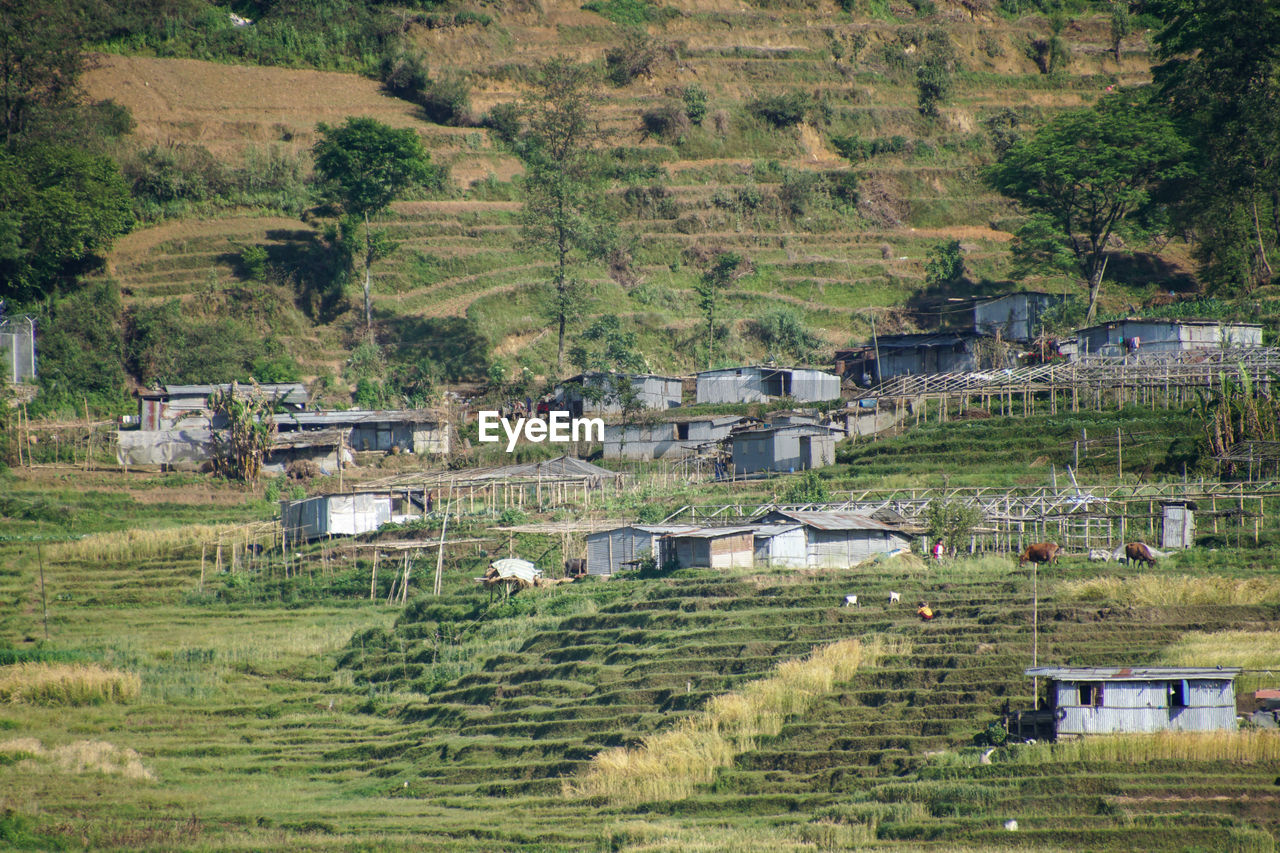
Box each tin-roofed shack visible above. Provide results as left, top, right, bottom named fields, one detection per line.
left=731, top=424, right=837, bottom=474
left=1025, top=666, right=1240, bottom=737
left=138, top=383, right=308, bottom=431
left=585, top=524, right=698, bottom=576
left=602, top=414, right=746, bottom=460
left=554, top=371, right=683, bottom=417
left=278, top=410, right=450, bottom=455
left=973, top=292, right=1069, bottom=343
left=756, top=510, right=911, bottom=567
left=695, top=366, right=841, bottom=404
left=1076, top=319, right=1263, bottom=358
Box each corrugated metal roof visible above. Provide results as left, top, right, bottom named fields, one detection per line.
left=156, top=383, right=308, bottom=403
left=1077, top=319, right=1263, bottom=332
left=632, top=524, right=700, bottom=534
left=733, top=424, right=841, bottom=438
left=752, top=523, right=802, bottom=538
left=666, top=526, right=756, bottom=539
left=873, top=333, right=987, bottom=349
left=271, top=428, right=347, bottom=450
left=280, top=410, right=441, bottom=427
left=764, top=510, right=901, bottom=532
left=1026, top=666, right=1241, bottom=681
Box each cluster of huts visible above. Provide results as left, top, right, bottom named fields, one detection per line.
left=583, top=509, right=912, bottom=576
left=117, top=383, right=451, bottom=473
left=836, top=293, right=1264, bottom=384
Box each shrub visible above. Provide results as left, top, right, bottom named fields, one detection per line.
left=640, top=103, right=690, bottom=140
left=751, top=307, right=824, bottom=363
left=748, top=92, right=812, bottom=128
left=605, top=30, right=662, bottom=86
left=239, top=244, right=269, bottom=281
left=778, top=169, right=822, bottom=217
left=681, top=84, right=708, bottom=124
left=378, top=49, right=430, bottom=102
left=420, top=76, right=471, bottom=125
left=581, top=0, right=677, bottom=26
left=782, top=469, right=830, bottom=503
left=924, top=240, right=964, bottom=287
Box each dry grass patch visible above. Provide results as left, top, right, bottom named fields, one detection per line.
left=0, top=737, right=154, bottom=780
left=1058, top=574, right=1280, bottom=606
left=566, top=636, right=910, bottom=804
left=1158, top=630, right=1280, bottom=670
left=0, top=663, right=140, bottom=705
left=1010, top=730, right=1280, bottom=765
left=48, top=522, right=267, bottom=563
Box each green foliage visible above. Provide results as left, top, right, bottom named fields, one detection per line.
left=206, top=383, right=277, bottom=482
left=0, top=145, right=133, bottom=302
left=924, top=499, right=983, bottom=555
left=121, top=142, right=310, bottom=221
left=0, top=0, right=86, bottom=148
left=782, top=469, right=830, bottom=503
left=1109, top=1, right=1132, bottom=59
left=924, top=240, right=964, bottom=287
left=1194, top=369, right=1280, bottom=478
left=640, top=103, right=690, bottom=142
left=681, top=84, right=708, bottom=125
left=581, top=0, right=678, bottom=26
left=239, top=245, right=269, bottom=281
left=94, top=0, right=404, bottom=73
left=377, top=48, right=430, bottom=102
left=915, top=29, right=957, bottom=118
left=749, top=307, right=823, bottom=363
left=516, top=58, right=616, bottom=372
left=568, top=314, right=647, bottom=373
left=30, top=281, right=130, bottom=415
left=124, top=298, right=297, bottom=386
left=313, top=117, right=440, bottom=329
left=1036, top=297, right=1087, bottom=334
left=747, top=92, right=812, bottom=128
left=695, top=252, right=744, bottom=369
left=1148, top=0, right=1280, bottom=296
left=985, top=92, right=1189, bottom=321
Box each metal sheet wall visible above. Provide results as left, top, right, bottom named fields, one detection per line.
left=1052, top=678, right=1237, bottom=735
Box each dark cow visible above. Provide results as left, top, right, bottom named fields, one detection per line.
left=1018, top=542, right=1061, bottom=567
left=564, top=558, right=587, bottom=579
left=1124, top=542, right=1158, bottom=566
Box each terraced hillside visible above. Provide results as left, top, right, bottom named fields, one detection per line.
left=85, top=2, right=1175, bottom=386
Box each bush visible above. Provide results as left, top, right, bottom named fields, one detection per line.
left=924, top=240, right=964, bottom=287
left=378, top=49, right=430, bottom=102
left=640, top=103, right=690, bottom=140
left=239, top=244, right=269, bottom=281
left=783, top=469, right=830, bottom=503
left=420, top=76, right=471, bottom=125
left=681, top=84, right=708, bottom=124
left=750, top=307, right=824, bottom=363
left=748, top=92, right=812, bottom=128
left=605, top=31, right=662, bottom=86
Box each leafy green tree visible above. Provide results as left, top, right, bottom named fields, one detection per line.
left=1109, top=1, right=1132, bottom=61
left=984, top=93, right=1188, bottom=322
left=783, top=469, right=830, bottom=503
left=31, top=280, right=130, bottom=415
left=312, top=117, right=440, bottom=332
left=681, top=84, right=707, bottom=125
left=0, top=0, right=86, bottom=149
left=924, top=498, right=983, bottom=556
left=1148, top=0, right=1280, bottom=294
left=924, top=239, right=964, bottom=288
left=0, top=145, right=133, bottom=302
left=695, top=252, right=743, bottom=369
left=567, top=314, right=646, bottom=373
left=915, top=28, right=956, bottom=118
left=515, top=58, right=616, bottom=373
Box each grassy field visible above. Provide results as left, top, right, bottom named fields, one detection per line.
left=2, top=456, right=1279, bottom=851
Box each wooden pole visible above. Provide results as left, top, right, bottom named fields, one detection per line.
left=434, top=483, right=453, bottom=596
left=370, top=550, right=379, bottom=601
left=199, top=544, right=206, bottom=593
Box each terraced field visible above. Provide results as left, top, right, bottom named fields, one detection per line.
left=85, top=3, right=1177, bottom=384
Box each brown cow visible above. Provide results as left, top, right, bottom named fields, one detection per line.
left=1018, top=542, right=1061, bottom=567
left=1124, top=542, right=1158, bottom=566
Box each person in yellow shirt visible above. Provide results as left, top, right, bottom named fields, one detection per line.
left=917, top=601, right=934, bottom=621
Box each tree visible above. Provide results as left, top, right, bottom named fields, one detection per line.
left=206, top=383, right=277, bottom=483
left=1147, top=0, right=1280, bottom=293
left=924, top=498, right=983, bottom=556
left=515, top=58, right=616, bottom=373
left=915, top=28, right=956, bottom=118
left=694, top=252, right=743, bottom=369
left=1109, top=1, right=1133, bottom=62
left=312, top=117, right=439, bottom=332
left=0, top=144, right=133, bottom=302
left=0, top=0, right=86, bottom=149
left=984, top=93, right=1188, bottom=322
left=924, top=239, right=964, bottom=288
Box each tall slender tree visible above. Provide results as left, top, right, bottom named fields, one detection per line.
left=695, top=252, right=743, bottom=369
left=514, top=58, right=615, bottom=374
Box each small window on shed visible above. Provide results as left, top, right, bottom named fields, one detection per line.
left=1078, top=682, right=1104, bottom=707
left=1168, top=680, right=1188, bottom=708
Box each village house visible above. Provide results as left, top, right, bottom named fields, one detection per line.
left=1075, top=318, right=1263, bottom=358
left=584, top=523, right=699, bottom=576
left=854, top=333, right=1016, bottom=383
left=754, top=510, right=911, bottom=567
left=137, top=383, right=309, bottom=431
left=695, top=366, right=841, bottom=404
left=1023, top=666, right=1241, bottom=737
left=553, top=371, right=683, bottom=417
left=731, top=424, right=838, bottom=474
